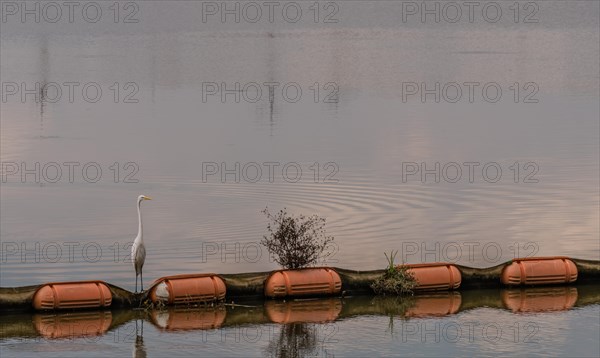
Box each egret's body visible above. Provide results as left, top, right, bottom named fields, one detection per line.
left=132, top=195, right=151, bottom=292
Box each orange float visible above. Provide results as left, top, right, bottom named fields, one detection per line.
left=149, top=274, right=226, bottom=305
left=264, top=268, right=342, bottom=298
left=405, top=292, right=462, bottom=317
left=34, top=311, right=112, bottom=338
left=32, top=281, right=112, bottom=310
left=405, top=263, right=461, bottom=291
left=265, top=299, right=342, bottom=323
left=150, top=308, right=226, bottom=330
left=501, top=257, right=578, bottom=286
left=502, top=287, right=578, bottom=313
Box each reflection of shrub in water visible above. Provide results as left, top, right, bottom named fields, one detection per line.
left=370, top=295, right=416, bottom=318
left=370, top=296, right=418, bottom=337
left=264, top=323, right=322, bottom=358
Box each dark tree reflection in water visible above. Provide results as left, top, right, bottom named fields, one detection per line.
left=265, top=323, right=331, bottom=358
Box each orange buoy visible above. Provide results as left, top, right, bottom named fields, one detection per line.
left=34, top=311, right=112, bottom=338
left=149, top=274, right=226, bottom=305
left=501, top=256, right=578, bottom=286
left=264, top=268, right=342, bottom=298
left=406, top=263, right=461, bottom=291
left=406, top=292, right=462, bottom=317
left=32, top=281, right=112, bottom=310
left=150, top=308, right=226, bottom=330
left=502, top=287, right=578, bottom=313
left=265, top=299, right=342, bottom=323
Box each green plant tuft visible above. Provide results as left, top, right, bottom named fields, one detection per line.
left=371, top=250, right=417, bottom=296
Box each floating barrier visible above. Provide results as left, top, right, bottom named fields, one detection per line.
left=406, top=263, right=461, bottom=291
left=149, top=274, right=226, bottom=305
left=32, top=281, right=112, bottom=310
left=501, top=257, right=578, bottom=286
left=264, top=268, right=342, bottom=298
left=1, top=257, right=598, bottom=312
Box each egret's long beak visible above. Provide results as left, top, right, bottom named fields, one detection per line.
left=144, top=196, right=152, bottom=200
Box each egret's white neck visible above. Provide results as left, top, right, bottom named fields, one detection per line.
left=136, top=200, right=143, bottom=241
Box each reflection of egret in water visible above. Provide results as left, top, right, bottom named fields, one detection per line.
left=133, top=319, right=147, bottom=358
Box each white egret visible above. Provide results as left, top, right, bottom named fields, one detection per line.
left=132, top=194, right=152, bottom=292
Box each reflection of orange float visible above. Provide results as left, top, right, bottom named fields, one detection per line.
left=502, top=287, right=578, bottom=313
left=149, top=274, right=226, bottom=305
left=32, top=281, right=112, bottom=310
left=34, top=311, right=112, bottom=338
left=405, top=263, right=462, bottom=291
left=265, top=299, right=342, bottom=323
left=264, top=268, right=342, bottom=298
left=406, top=292, right=462, bottom=317
left=150, top=308, right=226, bottom=330
left=501, top=257, right=578, bottom=286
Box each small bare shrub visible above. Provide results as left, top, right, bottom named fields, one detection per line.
left=261, top=207, right=334, bottom=269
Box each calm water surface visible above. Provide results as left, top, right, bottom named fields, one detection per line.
left=2, top=287, right=600, bottom=357
left=1, top=1, right=599, bottom=356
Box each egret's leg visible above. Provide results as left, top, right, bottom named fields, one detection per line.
left=141, top=271, right=143, bottom=292
left=135, top=275, right=138, bottom=293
